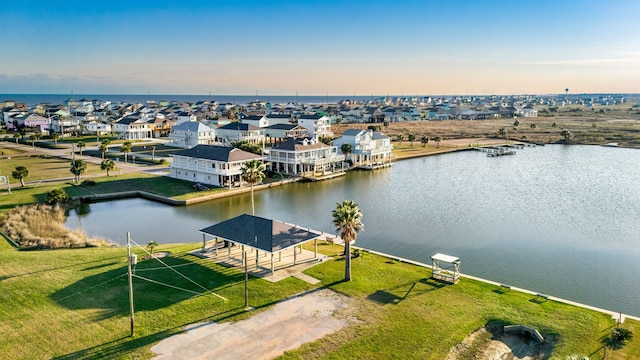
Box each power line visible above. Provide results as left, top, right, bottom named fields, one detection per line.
left=130, top=237, right=228, bottom=302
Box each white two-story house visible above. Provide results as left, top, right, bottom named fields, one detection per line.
left=167, top=121, right=216, bottom=148
left=297, top=114, right=333, bottom=140
left=170, top=145, right=264, bottom=188
left=333, top=129, right=394, bottom=169
left=266, top=137, right=345, bottom=180
left=215, top=122, right=265, bottom=145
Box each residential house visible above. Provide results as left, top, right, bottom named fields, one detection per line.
left=332, top=129, right=394, bottom=169
left=113, top=115, right=153, bottom=140
left=170, top=145, right=264, bottom=188
left=297, top=114, right=333, bottom=139
left=263, top=124, right=308, bottom=143
left=266, top=137, right=345, bottom=179
left=167, top=121, right=216, bottom=148
left=240, top=114, right=268, bottom=128
left=11, top=113, right=50, bottom=132
left=264, top=113, right=292, bottom=126
left=215, top=122, right=264, bottom=145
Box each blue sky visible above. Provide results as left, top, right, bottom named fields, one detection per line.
left=1, top=0, right=638, bottom=95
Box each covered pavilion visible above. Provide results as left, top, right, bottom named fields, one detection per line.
left=199, top=214, right=335, bottom=276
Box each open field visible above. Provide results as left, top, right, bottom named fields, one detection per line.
left=334, top=104, right=640, bottom=149
left=0, top=239, right=637, bottom=359
left=0, top=153, right=104, bottom=183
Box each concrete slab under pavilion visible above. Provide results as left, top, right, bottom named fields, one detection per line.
left=197, top=214, right=335, bottom=282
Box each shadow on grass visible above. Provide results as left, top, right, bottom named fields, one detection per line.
left=0, top=256, right=123, bottom=281
left=51, top=306, right=245, bottom=360
left=50, top=254, right=244, bottom=321
left=367, top=278, right=445, bottom=305
left=52, top=278, right=345, bottom=360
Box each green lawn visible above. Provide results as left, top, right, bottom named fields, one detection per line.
left=0, top=240, right=637, bottom=359
left=0, top=154, right=103, bottom=183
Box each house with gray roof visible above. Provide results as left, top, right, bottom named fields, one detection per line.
left=266, top=137, right=345, bottom=179
left=216, top=122, right=265, bottom=145
left=170, top=145, right=264, bottom=188
left=168, top=121, right=216, bottom=148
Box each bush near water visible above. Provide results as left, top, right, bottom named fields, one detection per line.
left=0, top=204, right=110, bottom=249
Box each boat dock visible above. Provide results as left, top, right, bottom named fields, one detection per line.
left=475, top=146, right=517, bottom=157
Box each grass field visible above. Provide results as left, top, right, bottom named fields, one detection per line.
left=334, top=103, right=640, bottom=149
left=0, top=240, right=637, bottom=359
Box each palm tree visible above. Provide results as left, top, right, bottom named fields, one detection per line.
left=13, top=133, right=19, bottom=144
left=498, top=127, right=507, bottom=138
left=52, top=133, right=60, bottom=146
left=12, top=166, right=29, bottom=187
left=147, top=241, right=158, bottom=255
left=434, top=136, right=442, bottom=148
left=99, top=139, right=111, bottom=159
left=340, top=143, right=352, bottom=163
left=420, top=136, right=429, bottom=147
left=240, top=159, right=266, bottom=215
left=408, top=133, right=416, bottom=146
left=396, top=134, right=404, bottom=145
left=151, top=145, right=156, bottom=161
left=77, top=141, right=85, bottom=156
left=101, top=158, right=116, bottom=176
left=122, top=141, right=132, bottom=163
left=30, top=134, right=40, bottom=149
left=70, top=159, right=87, bottom=183
left=551, top=122, right=558, bottom=128
left=530, top=123, right=537, bottom=129
left=332, top=200, right=364, bottom=282
left=561, top=129, right=572, bottom=142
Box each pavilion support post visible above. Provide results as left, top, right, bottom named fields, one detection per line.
left=214, top=237, right=218, bottom=256
left=279, top=251, right=282, bottom=262
left=255, top=250, right=259, bottom=268
left=271, top=254, right=274, bottom=275
left=228, top=244, right=231, bottom=260
left=314, top=239, right=318, bottom=258
left=294, top=247, right=297, bottom=265
left=201, top=234, right=206, bottom=253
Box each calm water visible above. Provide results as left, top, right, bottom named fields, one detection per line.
left=67, top=145, right=640, bottom=317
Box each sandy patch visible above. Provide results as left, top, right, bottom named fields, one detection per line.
left=447, top=327, right=554, bottom=360
left=151, top=289, right=352, bottom=360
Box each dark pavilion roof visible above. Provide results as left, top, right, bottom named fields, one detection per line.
left=199, top=214, right=322, bottom=252
left=173, top=145, right=263, bottom=162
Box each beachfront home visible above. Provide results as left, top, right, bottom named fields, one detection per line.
left=215, top=122, right=265, bottom=145
left=266, top=137, right=345, bottom=179
left=167, top=121, right=216, bottom=149
left=170, top=145, right=264, bottom=188
left=332, top=129, right=394, bottom=169
left=297, top=114, right=333, bottom=139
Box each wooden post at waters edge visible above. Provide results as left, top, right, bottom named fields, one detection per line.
left=127, top=232, right=135, bottom=337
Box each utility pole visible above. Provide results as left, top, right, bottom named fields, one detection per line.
left=127, top=232, right=135, bottom=337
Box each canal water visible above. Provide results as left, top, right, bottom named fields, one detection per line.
left=67, top=145, right=640, bottom=317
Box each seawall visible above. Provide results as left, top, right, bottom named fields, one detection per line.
left=355, top=246, right=640, bottom=323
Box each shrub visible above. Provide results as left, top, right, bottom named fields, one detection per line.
left=0, top=204, right=110, bottom=249
left=611, top=327, right=633, bottom=343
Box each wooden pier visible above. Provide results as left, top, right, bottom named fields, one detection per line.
left=475, top=146, right=516, bottom=157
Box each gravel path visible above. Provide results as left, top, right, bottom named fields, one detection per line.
left=151, top=289, right=351, bottom=360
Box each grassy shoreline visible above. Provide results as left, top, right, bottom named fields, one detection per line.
left=0, top=239, right=637, bottom=359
